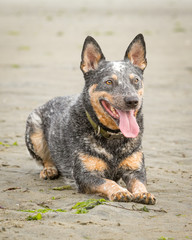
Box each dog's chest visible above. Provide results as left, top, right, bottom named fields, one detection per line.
left=83, top=135, right=134, bottom=168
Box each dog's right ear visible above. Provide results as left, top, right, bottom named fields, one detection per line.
left=80, top=36, right=105, bottom=74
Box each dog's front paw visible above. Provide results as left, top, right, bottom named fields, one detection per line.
left=132, top=192, right=156, bottom=205
left=40, top=166, right=58, bottom=180
left=110, top=190, right=133, bottom=202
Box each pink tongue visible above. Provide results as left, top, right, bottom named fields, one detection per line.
left=116, top=110, right=139, bottom=138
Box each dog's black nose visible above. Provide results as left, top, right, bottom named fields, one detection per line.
left=124, top=96, right=139, bottom=108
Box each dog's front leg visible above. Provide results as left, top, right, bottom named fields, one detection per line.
left=73, top=154, right=133, bottom=202
left=76, top=175, right=133, bottom=202
left=121, top=151, right=156, bottom=205
left=128, top=178, right=156, bottom=205
left=123, top=171, right=156, bottom=205
left=92, top=178, right=133, bottom=202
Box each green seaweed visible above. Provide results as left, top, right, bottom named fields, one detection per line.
left=18, top=46, right=30, bottom=51
left=8, top=31, right=20, bottom=36
left=174, top=22, right=185, bottom=33
left=91, top=31, right=114, bottom=36
left=176, top=214, right=186, bottom=217
left=104, top=31, right=114, bottom=36
left=139, top=206, right=149, bottom=212
left=75, top=208, right=89, bottom=214
left=26, top=213, right=42, bottom=221
left=158, top=237, right=174, bottom=240
left=46, top=16, right=53, bottom=21
left=0, top=142, right=10, bottom=147
left=80, top=7, right=87, bottom=13
left=52, top=185, right=72, bottom=190
left=20, top=208, right=66, bottom=213
left=57, top=31, right=64, bottom=37
left=0, top=141, right=18, bottom=147
left=143, top=30, right=152, bottom=36
left=72, top=198, right=107, bottom=214
left=11, top=64, right=20, bottom=68
left=132, top=205, right=150, bottom=212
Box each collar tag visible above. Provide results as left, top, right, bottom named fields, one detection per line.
left=95, top=125, right=101, bottom=136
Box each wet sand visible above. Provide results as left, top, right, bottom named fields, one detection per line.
left=0, top=0, right=192, bottom=239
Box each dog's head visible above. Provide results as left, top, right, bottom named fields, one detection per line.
left=80, top=34, right=147, bottom=138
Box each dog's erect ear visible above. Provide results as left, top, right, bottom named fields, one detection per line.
left=80, top=36, right=105, bottom=73
left=124, top=34, right=147, bottom=71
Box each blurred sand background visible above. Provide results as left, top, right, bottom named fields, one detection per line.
left=0, top=0, right=192, bottom=239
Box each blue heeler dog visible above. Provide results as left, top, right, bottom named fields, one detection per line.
left=25, top=34, right=156, bottom=204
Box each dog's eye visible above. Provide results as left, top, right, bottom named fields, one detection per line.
left=105, top=80, right=113, bottom=85
left=134, top=78, right=139, bottom=84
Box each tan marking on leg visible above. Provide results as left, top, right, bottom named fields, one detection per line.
left=79, top=153, right=108, bottom=172
left=119, top=151, right=143, bottom=171
left=128, top=179, right=156, bottom=205
left=89, top=84, right=119, bottom=130
left=31, top=130, right=51, bottom=162
left=31, top=130, right=58, bottom=179
left=129, top=179, right=147, bottom=193
left=93, top=179, right=133, bottom=202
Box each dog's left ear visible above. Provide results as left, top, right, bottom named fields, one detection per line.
left=80, top=36, right=105, bottom=73
left=124, top=34, right=147, bottom=71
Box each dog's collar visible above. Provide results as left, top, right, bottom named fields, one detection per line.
left=85, top=110, right=123, bottom=139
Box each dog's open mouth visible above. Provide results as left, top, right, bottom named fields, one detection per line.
left=101, top=100, right=119, bottom=119
left=101, top=100, right=140, bottom=138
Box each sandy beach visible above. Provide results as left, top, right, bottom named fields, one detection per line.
left=0, top=0, right=192, bottom=239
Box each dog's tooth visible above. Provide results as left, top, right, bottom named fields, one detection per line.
left=108, top=104, right=119, bottom=118
left=111, top=106, right=115, bottom=113
left=111, top=106, right=119, bottom=118
left=112, top=109, right=116, bottom=114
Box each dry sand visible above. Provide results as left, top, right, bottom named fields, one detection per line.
left=0, top=0, right=192, bottom=239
